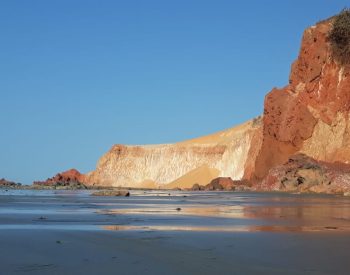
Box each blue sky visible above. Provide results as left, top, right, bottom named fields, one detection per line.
left=0, top=1, right=348, bottom=184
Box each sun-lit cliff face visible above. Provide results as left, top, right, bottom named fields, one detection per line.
left=253, top=18, right=350, bottom=180
left=84, top=119, right=262, bottom=188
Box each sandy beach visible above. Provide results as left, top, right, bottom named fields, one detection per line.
left=1, top=190, right=350, bottom=274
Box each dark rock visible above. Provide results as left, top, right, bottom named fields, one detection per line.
left=190, top=178, right=251, bottom=192
left=191, top=183, right=204, bottom=191
left=204, top=177, right=235, bottom=191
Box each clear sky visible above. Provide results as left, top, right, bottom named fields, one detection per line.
left=1, top=1, right=348, bottom=184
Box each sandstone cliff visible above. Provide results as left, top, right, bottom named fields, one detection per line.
left=253, top=18, right=350, bottom=180
left=84, top=119, right=262, bottom=188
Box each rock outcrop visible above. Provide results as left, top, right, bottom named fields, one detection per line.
left=0, top=178, right=22, bottom=188
left=258, top=154, right=350, bottom=194
left=33, top=169, right=87, bottom=189
left=190, top=177, right=251, bottom=191
left=204, top=177, right=235, bottom=191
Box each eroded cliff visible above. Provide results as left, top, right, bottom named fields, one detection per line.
left=84, top=119, right=262, bottom=188
left=253, top=17, right=350, bottom=180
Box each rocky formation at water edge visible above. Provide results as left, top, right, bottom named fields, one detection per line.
left=33, top=169, right=87, bottom=189
left=0, top=178, right=22, bottom=189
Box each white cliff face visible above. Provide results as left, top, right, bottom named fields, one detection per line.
left=85, top=118, right=262, bottom=188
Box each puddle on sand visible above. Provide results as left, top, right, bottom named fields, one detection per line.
left=98, top=205, right=246, bottom=219
left=99, top=203, right=350, bottom=232
left=98, top=203, right=350, bottom=222
left=103, top=224, right=350, bottom=233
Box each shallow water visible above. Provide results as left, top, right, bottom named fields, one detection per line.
left=0, top=190, right=350, bottom=232
left=1, top=190, right=350, bottom=274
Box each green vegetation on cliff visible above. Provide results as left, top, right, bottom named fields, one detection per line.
left=329, top=8, right=350, bottom=65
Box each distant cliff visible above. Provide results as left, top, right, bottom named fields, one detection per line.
left=84, top=119, right=262, bottom=188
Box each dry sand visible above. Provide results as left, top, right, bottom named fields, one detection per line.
left=176, top=120, right=254, bottom=146
left=164, top=164, right=220, bottom=189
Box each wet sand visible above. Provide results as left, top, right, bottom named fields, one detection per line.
left=0, top=190, right=350, bottom=274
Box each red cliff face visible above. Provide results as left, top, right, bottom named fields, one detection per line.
left=253, top=19, right=350, bottom=180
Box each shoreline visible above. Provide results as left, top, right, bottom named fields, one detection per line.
left=1, top=191, right=350, bottom=274
left=1, top=185, right=350, bottom=197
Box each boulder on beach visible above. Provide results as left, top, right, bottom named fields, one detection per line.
left=190, top=177, right=252, bottom=191
left=191, top=183, right=204, bottom=191
left=205, top=177, right=233, bottom=191
left=258, top=154, right=350, bottom=194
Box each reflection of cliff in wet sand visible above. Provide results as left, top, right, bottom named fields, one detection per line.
left=100, top=194, right=350, bottom=232
left=103, top=224, right=350, bottom=233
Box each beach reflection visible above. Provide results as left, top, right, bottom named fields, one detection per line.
left=98, top=202, right=350, bottom=221
left=99, top=195, right=350, bottom=233
left=98, top=205, right=246, bottom=219
left=2, top=190, right=350, bottom=234
left=103, top=224, right=350, bottom=233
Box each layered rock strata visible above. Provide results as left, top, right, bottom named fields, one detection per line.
left=84, top=119, right=262, bottom=188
